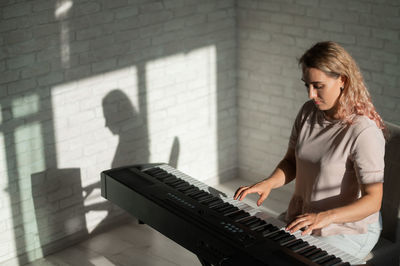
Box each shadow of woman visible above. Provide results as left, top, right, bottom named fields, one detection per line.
left=103, top=89, right=150, bottom=168
left=88, top=89, right=151, bottom=236
left=29, top=89, right=149, bottom=263
left=90, top=89, right=182, bottom=243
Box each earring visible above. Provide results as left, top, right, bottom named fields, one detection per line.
left=340, top=87, right=344, bottom=91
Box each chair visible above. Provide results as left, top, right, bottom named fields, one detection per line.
left=366, top=121, right=400, bottom=265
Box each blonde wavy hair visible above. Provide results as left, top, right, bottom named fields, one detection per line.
left=299, top=41, right=387, bottom=138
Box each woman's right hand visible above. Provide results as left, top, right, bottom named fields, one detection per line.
left=234, top=180, right=272, bottom=206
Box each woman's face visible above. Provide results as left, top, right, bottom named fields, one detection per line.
left=302, top=67, right=345, bottom=118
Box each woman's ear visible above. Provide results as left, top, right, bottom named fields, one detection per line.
left=340, top=75, right=347, bottom=88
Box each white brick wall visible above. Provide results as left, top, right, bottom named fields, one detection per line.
left=237, top=0, right=400, bottom=181
left=1, top=0, right=399, bottom=264
left=0, top=0, right=237, bottom=264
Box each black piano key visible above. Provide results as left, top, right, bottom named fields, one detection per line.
left=166, top=180, right=180, bottom=187
left=284, top=238, right=302, bottom=247
left=197, top=194, right=214, bottom=202
left=182, top=187, right=199, bottom=195
left=171, top=179, right=186, bottom=186
left=227, top=210, right=246, bottom=220
left=175, top=183, right=191, bottom=191
left=249, top=218, right=266, bottom=226
left=177, top=181, right=190, bottom=187
left=309, top=250, right=328, bottom=261
left=261, top=226, right=280, bottom=237
left=291, top=243, right=310, bottom=253
left=270, top=231, right=288, bottom=241
left=156, top=174, right=174, bottom=181
left=107, top=166, right=360, bottom=266
left=289, top=241, right=309, bottom=252
left=303, top=247, right=321, bottom=258
left=201, top=196, right=218, bottom=204
left=269, top=230, right=285, bottom=240
left=240, top=216, right=259, bottom=226
left=297, top=245, right=317, bottom=255
left=163, top=176, right=178, bottom=183
left=284, top=238, right=303, bottom=248
left=278, top=235, right=296, bottom=245
left=208, top=200, right=225, bottom=209
left=321, top=257, right=342, bottom=266
left=249, top=220, right=267, bottom=230
left=149, top=171, right=170, bottom=177
left=264, top=229, right=283, bottom=238
left=143, top=168, right=163, bottom=175
left=246, top=217, right=264, bottom=225
left=221, top=207, right=239, bottom=216
left=217, top=205, right=239, bottom=215
left=254, top=223, right=273, bottom=232
left=213, top=203, right=233, bottom=212
left=149, top=167, right=162, bottom=171
left=167, top=179, right=185, bottom=187
left=315, top=255, right=336, bottom=264
left=188, top=190, right=206, bottom=198
left=176, top=182, right=191, bottom=189
left=153, top=171, right=169, bottom=177
left=228, top=210, right=250, bottom=222
left=191, top=191, right=209, bottom=200
left=210, top=202, right=225, bottom=212
left=248, top=220, right=266, bottom=230
left=222, top=207, right=240, bottom=216
left=180, top=184, right=195, bottom=191
left=194, top=193, right=211, bottom=202
left=143, top=168, right=166, bottom=176
left=202, top=197, right=223, bottom=207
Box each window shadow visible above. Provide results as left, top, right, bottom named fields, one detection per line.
left=3, top=1, right=235, bottom=264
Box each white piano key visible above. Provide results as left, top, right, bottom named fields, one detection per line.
left=159, top=164, right=365, bottom=265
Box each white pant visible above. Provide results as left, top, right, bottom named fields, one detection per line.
left=314, top=216, right=382, bottom=260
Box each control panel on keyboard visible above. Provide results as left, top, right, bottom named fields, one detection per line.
left=101, top=163, right=365, bottom=266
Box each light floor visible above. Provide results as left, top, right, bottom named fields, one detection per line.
left=27, top=177, right=293, bottom=266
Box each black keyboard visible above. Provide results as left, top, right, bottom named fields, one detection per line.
left=101, top=163, right=364, bottom=266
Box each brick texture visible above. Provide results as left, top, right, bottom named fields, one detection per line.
left=0, top=0, right=236, bottom=264
left=237, top=0, right=400, bottom=181
left=0, top=0, right=399, bottom=264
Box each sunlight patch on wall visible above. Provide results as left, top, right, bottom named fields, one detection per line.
left=11, top=94, right=40, bottom=119
left=146, top=45, right=217, bottom=180
left=13, top=95, right=46, bottom=260
left=55, top=0, right=73, bottom=68
left=0, top=106, right=6, bottom=184
left=0, top=94, right=47, bottom=260
left=15, top=123, right=46, bottom=181
left=0, top=108, right=15, bottom=259
left=51, top=66, right=139, bottom=174
left=51, top=66, right=139, bottom=231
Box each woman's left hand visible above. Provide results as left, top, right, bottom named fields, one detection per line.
left=285, top=211, right=335, bottom=236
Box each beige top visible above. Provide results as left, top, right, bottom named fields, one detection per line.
left=286, top=100, right=385, bottom=236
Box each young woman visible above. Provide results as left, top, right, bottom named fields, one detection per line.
left=234, top=41, right=387, bottom=259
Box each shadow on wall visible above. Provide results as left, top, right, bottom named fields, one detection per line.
left=4, top=0, right=236, bottom=263
left=103, top=89, right=180, bottom=169
left=168, top=136, right=180, bottom=169
left=103, top=89, right=150, bottom=168
left=30, top=89, right=181, bottom=262
left=31, top=168, right=87, bottom=256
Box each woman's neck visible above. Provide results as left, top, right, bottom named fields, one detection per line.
left=323, top=101, right=341, bottom=121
